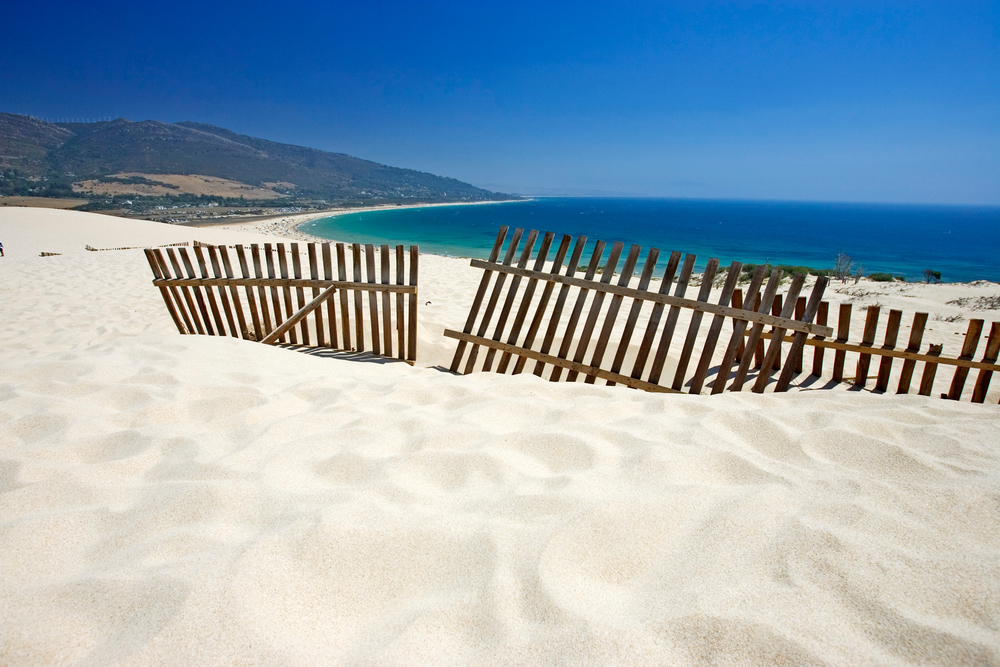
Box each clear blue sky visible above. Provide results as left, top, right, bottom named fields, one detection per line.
left=2, top=1, right=998, bottom=204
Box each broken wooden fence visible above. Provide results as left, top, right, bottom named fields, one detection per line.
left=445, top=226, right=1000, bottom=403
left=444, top=226, right=831, bottom=395
left=145, top=242, right=418, bottom=363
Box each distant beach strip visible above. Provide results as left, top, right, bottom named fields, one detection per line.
left=300, top=198, right=1000, bottom=283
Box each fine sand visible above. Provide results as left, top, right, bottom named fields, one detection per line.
left=1, top=207, right=998, bottom=665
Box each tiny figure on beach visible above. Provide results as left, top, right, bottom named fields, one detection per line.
left=0, top=241, right=4, bottom=257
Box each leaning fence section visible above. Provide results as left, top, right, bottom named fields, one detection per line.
left=145, top=242, right=418, bottom=363
left=444, top=226, right=831, bottom=395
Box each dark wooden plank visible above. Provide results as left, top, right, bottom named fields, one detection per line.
left=947, top=319, right=984, bottom=400
left=811, top=301, right=829, bottom=377
left=309, top=244, right=325, bottom=347
left=167, top=248, right=207, bottom=334
left=972, top=322, right=1000, bottom=403
left=550, top=239, right=607, bottom=382
left=498, top=231, right=555, bottom=373
left=193, top=245, right=227, bottom=336
left=261, top=286, right=338, bottom=345
left=465, top=228, right=524, bottom=374
left=774, top=278, right=828, bottom=392
left=408, top=246, right=418, bottom=363
left=762, top=295, right=782, bottom=370
left=728, top=269, right=782, bottom=392
left=264, top=244, right=286, bottom=341
left=630, top=251, right=682, bottom=382
left=450, top=226, right=508, bottom=372
left=396, top=245, right=405, bottom=360
left=144, top=249, right=187, bottom=334
left=583, top=243, right=640, bottom=384
left=444, top=330, right=682, bottom=394
left=607, top=247, right=661, bottom=385
left=152, top=248, right=195, bottom=334
left=712, top=266, right=768, bottom=394
left=336, top=243, right=352, bottom=349
left=896, top=312, right=928, bottom=394
left=233, top=245, right=263, bottom=340
left=178, top=247, right=215, bottom=335
left=853, top=305, right=881, bottom=388
left=671, top=258, right=720, bottom=391
left=752, top=273, right=806, bottom=393
left=831, top=303, right=853, bottom=383
left=874, top=309, right=903, bottom=392
left=250, top=245, right=273, bottom=335
left=276, top=244, right=298, bottom=344
left=207, top=245, right=239, bottom=338
left=365, top=243, right=381, bottom=355
left=918, top=344, right=944, bottom=396
left=512, top=233, right=572, bottom=375
left=688, top=261, right=742, bottom=393
left=290, top=244, right=310, bottom=345
left=352, top=243, right=365, bottom=351
left=322, top=243, right=338, bottom=348
left=793, top=297, right=806, bottom=372
left=646, top=253, right=697, bottom=386
left=380, top=245, right=393, bottom=358
left=482, top=229, right=538, bottom=372
left=533, top=235, right=588, bottom=377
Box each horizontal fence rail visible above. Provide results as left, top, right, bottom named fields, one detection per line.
left=444, top=226, right=829, bottom=395
left=145, top=241, right=418, bottom=363
left=445, top=226, right=999, bottom=404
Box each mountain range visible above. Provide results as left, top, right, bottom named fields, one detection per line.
left=0, top=113, right=514, bottom=203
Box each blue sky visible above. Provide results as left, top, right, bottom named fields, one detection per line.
left=2, top=1, right=998, bottom=204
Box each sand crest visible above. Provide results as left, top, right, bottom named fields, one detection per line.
left=1, top=208, right=998, bottom=665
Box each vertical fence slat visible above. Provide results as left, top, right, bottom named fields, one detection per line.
left=584, top=244, right=641, bottom=384
left=671, top=258, right=720, bottom=391
left=728, top=269, right=782, bottom=392
left=630, top=252, right=682, bottom=381
left=608, top=247, right=661, bottom=385
left=309, top=244, right=324, bottom=347
left=646, top=254, right=697, bottom=386
left=352, top=244, right=365, bottom=351
left=168, top=248, right=207, bottom=335
left=774, top=278, right=828, bottom=392
left=395, top=245, right=405, bottom=360
left=513, top=234, right=572, bottom=375
left=234, top=246, right=263, bottom=340
left=264, top=245, right=285, bottom=341
left=145, top=249, right=188, bottom=334
left=947, top=319, right=984, bottom=400
left=207, top=246, right=239, bottom=338
left=483, top=230, right=538, bottom=372
left=380, top=245, right=392, bottom=359
left=322, top=244, right=337, bottom=348
left=290, top=244, right=309, bottom=345
left=752, top=274, right=806, bottom=393
left=874, top=309, right=903, bottom=392
left=689, top=261, right=742, bottom=394
left=250, top=245, right=273, bottom=336
left=498, top=231, right=555, bottom=373
left=336, top=243, right=352, bottom=349
left=450, top=227, right=508, bottom=372
left=365, top=243, right=381, bottom=356
left=832, top=303, right=853, bottom=383
left=193, top=245, right=227, bottom=336
left=533, top=236, right=588, bottom=377
left=712, top=266, right=768, bottom=394
left=919, top=344, right=944, bottom=396
left=793, top=297, right=806, bottom=372
left=408, top=246, right=418, bottom=363
left=811, top=301, right=829, bottom=377
left=896, top=313, right=928, bottom=394
left=556, top=240, right=613, bottom=382
left=972, top=322, right=1000, bottom=403
left=276, top=244, right=297, bottom=345
left=465, top=229, right=523, bottom=374
left=179, top=248, right=215, bottom=335
left=854, top=306, right=881, bottom=388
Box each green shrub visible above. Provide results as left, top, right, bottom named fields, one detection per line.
left=868, top=272, right=895, bottom=282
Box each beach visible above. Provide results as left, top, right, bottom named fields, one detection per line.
left=1, top=207, right=998, bottom=665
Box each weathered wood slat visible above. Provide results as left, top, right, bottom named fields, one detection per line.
left=336, top=243, right=352, bottom=349
left=972, top=322, right=1000, bottom=403
left=854, top=306, right=881, bottom=387
left=532, top=235, right=587, bottom=377
left=498, top=231, right=554, bottom=373
left=380, top=245, right=392, bottom=358
left=728, top=269, right=782, bottom=392
left=712, top=266, right=768, bottom=394
left=290, top=244, right=310, bottom=345
left=551, top=239, right=606, bottom=382
left=811, top=301, right=829, bottom=377
left=260, top=285, right=338, bottom=345
left=322, top=243, right=337, bottom=348
left=450, top=227, right=508, bottom=372
left=566, top=241, right=626, bottom=382
left=647, top=254, right=697, bottom=386
left=874, top=310, right=902, bottom=392
left=483, top=230, right=538, bottom=372
left=408, top=245, right=418, bottom=362
left=468, top=259, right=834, bottom=337
left=168, top=248, right=207, bottom=335
left=793, top=297, right=806, bottom=372
left=689, top=261, right=741, bottom=393
left=831, top=303, right=852, bottom=382
left=207, top=246, right=240, bottom=338
left=947, top=319, right=984, bottom=400
left=276, top=244, right=298, bottom=344
left=773, top=278, right=828, bottom=392
left=309, top=243, right=324, bottom=347
left=193, top=245, right=228, bottom=336
left=150, top=276, right=417, bottom=292
left=365, top=244, right=381, bottom=355
left=583, top=243, right=639, bottom=384
left=607, top=247, right=661, bottom=385
left=444, top=330, right=682, bottom=394
left=352, top=244, right=365, bottom=351
left=264, top=245, right=284, bottom=339
left=896, top=312, right=928, bottom=394
left=919, top=344, right=944, bottom=396
left=395, top=245, right=405, bottom=360
left=144, top=249, right=187, bottom=334
left=672, top=258, right=720, bottom=391
left=752, top=274, right=806, bottom=393
left=465, top=228, right=523, bottom=374
left=630, top=251, right=682, bottom=381
left=250, top=245, right=273, bottom=335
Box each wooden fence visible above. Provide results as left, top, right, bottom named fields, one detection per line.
left=145, top=242, right=418, bottom=363
left=88, top=242, right=189, bottom=251
left=445, top=226, right=1000, bottom=403
left=444, top=226, right=831, bottom=395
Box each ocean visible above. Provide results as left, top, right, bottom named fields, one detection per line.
left=299, top=198, right=1000, bottom=283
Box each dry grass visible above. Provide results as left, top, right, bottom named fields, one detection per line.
left=72, top=173, right=291, bottom=200
left=0, top=196, right=88, bottom=209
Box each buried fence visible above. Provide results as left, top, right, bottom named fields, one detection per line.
left=145, top=242, right=418, bottom=363
left=444, top=226, right=1000, bottom=403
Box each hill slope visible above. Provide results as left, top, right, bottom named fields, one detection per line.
left=0, top=113, right=513, bottom=202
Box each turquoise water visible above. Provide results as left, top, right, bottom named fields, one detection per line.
left=299, top=198, right=1000, bottom=283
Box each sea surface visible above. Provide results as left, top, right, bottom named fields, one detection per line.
left=300, top=198, right=1000, bottom=283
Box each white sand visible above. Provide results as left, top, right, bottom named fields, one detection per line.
left=1, top=207, right=998, bottom=665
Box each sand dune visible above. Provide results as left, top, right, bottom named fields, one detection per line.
left=1, top=208, right=998, bottom=665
